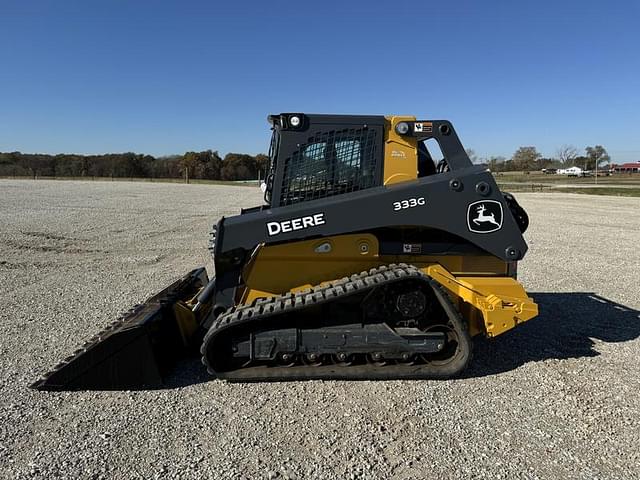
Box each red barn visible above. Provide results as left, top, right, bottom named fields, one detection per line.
left=614, top=162, right=640, bottom=173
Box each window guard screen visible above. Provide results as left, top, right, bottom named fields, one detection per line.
left=279, top=127, right=378, bottom=206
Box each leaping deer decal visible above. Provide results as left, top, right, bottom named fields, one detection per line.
left=472, top=204, right=500, bottom=227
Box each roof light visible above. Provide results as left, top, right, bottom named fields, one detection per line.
left=289, top=115, right=301, bottom=127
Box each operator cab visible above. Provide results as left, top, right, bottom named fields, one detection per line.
left=263, top=113, right=471, bottom=207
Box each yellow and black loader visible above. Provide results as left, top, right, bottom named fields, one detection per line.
left=32, top=113, right=538, bottom=389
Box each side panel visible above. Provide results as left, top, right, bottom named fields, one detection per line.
left=217, top=166, right=527, bottom=265
left=242, top=234, right=381, bottom=295
left=242, top=233, right=508, bottom=297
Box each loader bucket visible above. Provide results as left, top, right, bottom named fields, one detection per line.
left=31, top=268, right=211, bottom=391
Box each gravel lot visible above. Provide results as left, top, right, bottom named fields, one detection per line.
left=1, top=179, right=639, bottom=479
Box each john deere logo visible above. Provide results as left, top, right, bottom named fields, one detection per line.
left=467, top=200, right=503, bottom=233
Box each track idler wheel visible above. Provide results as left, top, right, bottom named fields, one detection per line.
left=332, top=353, right=355, bottom=366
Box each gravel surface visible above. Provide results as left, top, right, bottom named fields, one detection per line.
left=1, top=179, right=639, bottom=479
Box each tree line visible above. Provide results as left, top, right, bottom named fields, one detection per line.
left=0, top=150, right=270, bottom=181
left=475, top=144, right=611, bottom=172
left=0, top=143, right=614, bottom=180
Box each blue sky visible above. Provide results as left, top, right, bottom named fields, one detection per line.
left=1, top=0, right=639, bottom=161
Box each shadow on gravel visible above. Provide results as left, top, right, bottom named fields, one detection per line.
left=150, top=293, right=640, bottom=388
left=465, top=292, right=640, bottom=378
left=162, top=357, right=213, bottom=389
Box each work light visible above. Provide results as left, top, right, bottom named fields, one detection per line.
left=396, top=122, right=409, bottom=135
left=289, top=115, right=301, bottom=127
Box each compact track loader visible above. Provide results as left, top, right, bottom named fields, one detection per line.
left=32, top=114, right=538, bottom=390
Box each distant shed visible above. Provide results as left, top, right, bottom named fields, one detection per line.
left=614, top=162, right=640, bottom=173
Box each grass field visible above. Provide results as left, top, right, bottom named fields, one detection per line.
left=548, top=187, right=640, bottom=197
left=495, top=172, right=640, bottom=197
left=497, top=183, right=640, bottom=197
left=494, top=171, right=640, bottom=185
left=3, top=172, right=640, bottom=196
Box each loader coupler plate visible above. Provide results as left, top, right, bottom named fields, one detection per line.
left=31, top=268, right=209, bottom=391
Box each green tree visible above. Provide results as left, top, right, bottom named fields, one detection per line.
left=221, top=153, right=258, bottom=181
left=511, top=146, right=541, bottom=171
left=584, top=145, right=610, bottom=170
left=575, top=155, right=588, bottom=170
left=180, top=151, right=199, bottom=182
left=487, top=156, right=506, bottom=172
left=155, top=155, right=182, bottom=178
left=0, top=150, right=270, bottom=181
left=198, top=150, right=222, bottom=180
left=537, top=157, right=554, bottom=169
left=255, top=154, right=269, bottom=181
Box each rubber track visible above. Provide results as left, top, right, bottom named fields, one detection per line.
left=200, top=263, right=472, bottom=381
